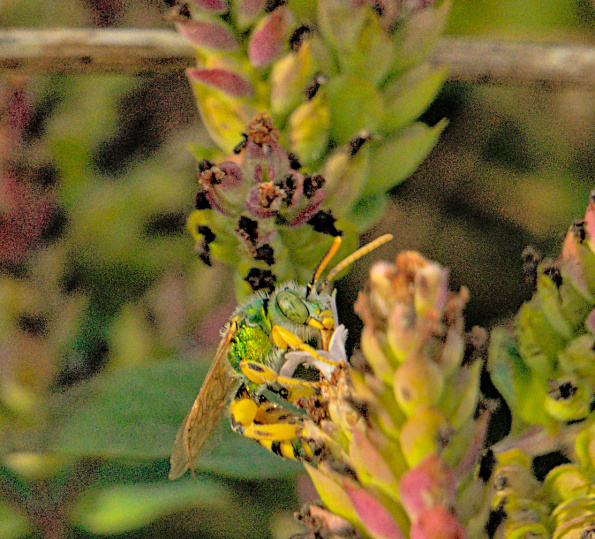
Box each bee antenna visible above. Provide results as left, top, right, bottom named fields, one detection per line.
left=317, top=234, right=393, bottom=292
left=307, top=236, right=342, bottom=297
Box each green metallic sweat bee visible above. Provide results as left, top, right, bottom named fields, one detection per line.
left=169, top=234, right=392, bottom=480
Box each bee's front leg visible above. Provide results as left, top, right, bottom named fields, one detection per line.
left=271, top=325, right=340, bottom=367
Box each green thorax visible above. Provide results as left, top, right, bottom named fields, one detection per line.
left=228, top=297, right=275, bottom=374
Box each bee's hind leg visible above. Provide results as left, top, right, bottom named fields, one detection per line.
left=230, top=387, right=315, bottom=461
left=239, top=359, right=319, bottom=402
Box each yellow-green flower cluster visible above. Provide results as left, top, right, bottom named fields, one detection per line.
left=484, top=193, right=595, bottom=537
left=295, top=251, right=492, bottom=538
left=173, top=0, right=451, bottom=285
left=187, top=112, right=360, bottom=299
left=489, top=193, right=595, bottom=433
left=489, top=426, right=595, bottom=539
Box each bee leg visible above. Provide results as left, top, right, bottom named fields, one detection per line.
left=271, top=325, right=340, bottom=367
left=239, top=360, right=318, bottom=402
left=229, top=392, right=314, bottom=461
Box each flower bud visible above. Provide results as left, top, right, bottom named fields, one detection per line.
left=410, top=505, right=467, bottom=539
left=270, top=40, right=316, bottom=120
left=288, top=90, right=331, bottom=166
left=398, top=454, right=456, bottom=522
left=393, top=355, right=444, bottom=417
left=399, top=405, right=451, bottom=468
left=544, top=377, right=591, bottom=422
left=542, top=464, right=593, bottom=506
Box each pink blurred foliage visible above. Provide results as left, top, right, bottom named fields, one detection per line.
left=0, top=81, right=56, bottom=266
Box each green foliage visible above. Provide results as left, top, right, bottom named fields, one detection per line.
left=53, top=360, right=300, bottom=478
left=1, top=0, right=594, bottom=537
left=0, top=503, right=29, bottom=539
left=71, top=478, right=228, bottom=535
left=176, top=0, right=452, bottom=284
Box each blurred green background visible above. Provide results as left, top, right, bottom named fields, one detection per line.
left=0, top=0, right=594, bottom=537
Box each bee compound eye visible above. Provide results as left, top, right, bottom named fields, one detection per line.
left=276, top=290, right=310, bottom=325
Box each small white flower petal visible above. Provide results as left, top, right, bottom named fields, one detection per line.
left=279, top=325, right=348, bottom=381
left=328, top=324, right=348, bottom=363
left=279, top=353, right=307, bottom=378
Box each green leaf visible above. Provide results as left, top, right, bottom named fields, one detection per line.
left=327, top=75, right=384, bottom=146
left=189, top=79, right=257, bottom=154
left=317, top=0, right=367, bottom=55
left=381, top=63, right=448, bottom=135
left=535, top=274, right=572, bottom=339
left=71, top=478, right=227, bottom=535
left=487, top=328, right=554, bottom=433
left=488, top=328, right=527, bottom=412
left=347, top=193, right=388, bottom=233
left=517, top=303, right=565, bottom=379
left=0, top=502, right=30, bottom=539
left=271, top=41, right=317, bottom=122
left=323, top=140, right=370, bottom=216
left=288, top=89, right=331, bottom=165
left=52, top=361, right=300, bottom=479
left=391, top=0, right=452, bottom=73
left=52, top=361, right=205, bottom=460
left=340, top=9, right=394, bottom=87
left=305, top=464, right=360, bottom=529
left=363, top=120, right=447, bottom=199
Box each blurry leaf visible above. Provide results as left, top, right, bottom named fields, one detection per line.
left=340, top=9, right=394, bottom=87
left=187, top=68, right=254, bottom=99
left=305, top=464, right=359, bottom=528
left=289, top=90, right=331, bottom=165
left=317, top=0, right=367, bottom=54
left=488, top=328, right=554, bottom=433
left=347, top=193, right=388, bottom=233
left=271, top=41, right=317, bottom=122
left=187, top=142, right=221, bottom=163
left=381, top=63, right=448, bottom=135
left=323, top=142, right=370, bottom=216
left=232, top=0, right=266, bottom=30
left=192, top=0, right=228, bottom=13
left=190, top=83, right=256, bottom=154
left=363, top=120, right=447, bottom=199
left=71, top=477, right=227, bottom=535
left=52, top=361, right=300, bottom=479
left=287, top=0, right=316, bottom=21
left=343, top=480, right=407, bottom=539
left=0, top=501, right=30, bottom=539
left=3, top=452, right=67, bottom=482
left=391, top=0, right=452, bottom=73
left=48, top=77, right=136, bottom=198
left=327, top=75, right=384, bottom=146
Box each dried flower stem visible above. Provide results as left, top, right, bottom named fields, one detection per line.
left=1, top=29, right=594, bottom=89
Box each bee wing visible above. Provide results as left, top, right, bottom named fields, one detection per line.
left=169, top=322, right=238, bottom=480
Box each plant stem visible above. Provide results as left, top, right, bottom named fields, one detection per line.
left=0, top=30, right=594, bottom=88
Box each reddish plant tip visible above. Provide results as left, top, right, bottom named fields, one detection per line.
left=248, top=6, right=293, bottom=68
left=0, top=175, right=55, bottom=265
left=175, top=19, right=239, bottom=51
left=191, top=0, right=228, bottom=13
left=186, top=68, right=254, bottom=99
